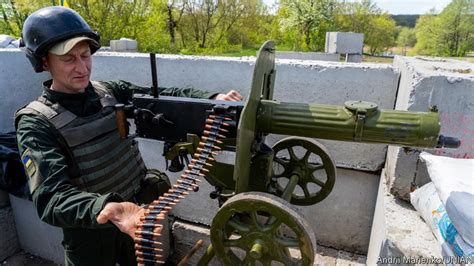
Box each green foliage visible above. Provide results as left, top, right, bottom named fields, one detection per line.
left=1, top=0, right=469, bottom=57
left=365, top=14, right=396, bottom=55
left=396, top=27, right=416, bottom=55
left=391, top=15, right=419, bottom=28
left=134, top=0, right=171, bottom=53
left=278, top=0, right=336, bottom=51
left=397, top=27, right=416, bottom=49
left=414, top=0, right=473, bottom=57
left=335, top=0, right=380, bottom=34
left=397, top=27, right=416, bottom=47
left=0, top=0, right=50, bottom=36
left=413, top=14, right=440, bottom=55
left=70, top=0, right=151, bottom=47
left=335, top=0, right=396, bottom=55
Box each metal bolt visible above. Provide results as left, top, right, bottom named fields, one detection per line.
left=250, top=241, right=263, bottom=259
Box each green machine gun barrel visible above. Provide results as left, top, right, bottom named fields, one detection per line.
left=257, top=100, right=454, bottom=148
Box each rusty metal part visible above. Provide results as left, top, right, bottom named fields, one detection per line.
left=177, top=239, right=204, bottom=266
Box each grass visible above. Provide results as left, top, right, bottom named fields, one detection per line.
left=362, top=55, right=394, bottom=64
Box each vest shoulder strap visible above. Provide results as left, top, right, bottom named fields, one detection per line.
left=91, top=81, right=118, bottom=107
left=15, top=99, right=77, bottom=130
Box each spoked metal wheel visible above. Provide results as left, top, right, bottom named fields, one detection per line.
left=210, top=192, right=317, bottom=266
left=272, top=137, right=336, bottom=206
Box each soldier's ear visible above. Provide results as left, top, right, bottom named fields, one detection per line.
left=42, top=56, right=50, bottom=71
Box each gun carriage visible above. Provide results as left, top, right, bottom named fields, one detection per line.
left=128, top=41, right=460, bottom=265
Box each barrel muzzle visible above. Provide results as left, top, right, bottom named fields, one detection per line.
left=437, top=135, right=461, bottom=148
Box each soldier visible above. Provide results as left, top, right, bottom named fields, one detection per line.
left=16, top=6, right=242, bottom=265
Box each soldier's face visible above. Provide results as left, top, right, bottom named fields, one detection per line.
left=43, top=42, right=92, bottom=93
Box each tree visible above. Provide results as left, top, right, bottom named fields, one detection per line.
left=165, top=0, right=185, bottom=49
left=437, top=0, right=473, bottom=56
left=365, top=14, right=396, bottom=55
left=278, top=0, right=336, bottom=51
left=219, top=1, right=272, bottom=49
left=335, top=0, right=380, bottom=35
left=414, top=0, right=473, bottom=57
left=397, top=27, right=416, bottom=55
left=176, top=0, right=260, bottom=50
left=335, top=0, right=396, bottom=54
left=71, top=0, right=151, bottom=46
left=413, top=11, right=440, bottom=55
left=134, top=0, right=170, bottom=53
left=0, top=0, right=50, bottom=36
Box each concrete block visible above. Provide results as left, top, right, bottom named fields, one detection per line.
left=295, top=168, right=380, bottom=253
left=276, top=51, right=340, bottom=62
left=9, top=195, right=64, bottom=264
left=325, top=32, right=364, bottom=54
left=0, top=206, right=20, bottom=261
left=110, top=38, right=137, bottom=52
left=0, top=49, right=50, bottom=132
left=170, top=221, right=218, bottom=265
left=386, top=56, right=474, bottom=200
left=367, top=170, right=444, bottom=265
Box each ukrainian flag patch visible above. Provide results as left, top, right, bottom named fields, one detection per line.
left=21, top=148, right=36, bottom=177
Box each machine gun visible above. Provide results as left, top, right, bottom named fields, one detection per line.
left=129, top=41, right=460, bottom=265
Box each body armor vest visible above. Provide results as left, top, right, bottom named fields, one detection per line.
left=15, top=82, right=145, bottom=200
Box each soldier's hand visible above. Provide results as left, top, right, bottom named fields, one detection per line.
left=213, top=90, right=243, bottom=101
left=97, top=202, right=145, bottom=239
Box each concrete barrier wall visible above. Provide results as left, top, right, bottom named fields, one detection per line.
left=1, top=49, right=399, bottom=171
left=0, top=49, right=50, bottom=132
left=0, top=49, right=400, bottom=255
left=9, top=195, right=64, bottom=264
left=386, top=56, right=474, bottom=200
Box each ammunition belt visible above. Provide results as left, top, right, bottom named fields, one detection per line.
left=135, top=113, right=230, bottom=265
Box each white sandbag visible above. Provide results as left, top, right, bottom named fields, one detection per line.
left=420, top=152, right=474, bottom=247
left=411, top=182, right=474, bottom=258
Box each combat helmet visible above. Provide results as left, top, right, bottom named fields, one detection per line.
left=20, top=6, right=100, bottom=72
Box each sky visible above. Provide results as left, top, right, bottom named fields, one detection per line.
left=262, top=0, right=452, bottom=15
